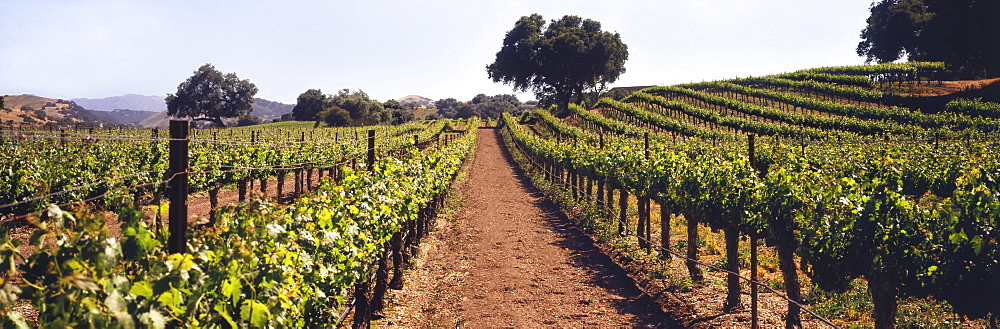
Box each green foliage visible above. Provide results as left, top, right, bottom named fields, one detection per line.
left=0, top=122, right=456, bottom=217
left=382, top=100, right=415, bottom=125
left=487, top=14, right=628, bottom=110
left=233, top=114, right=263, bottom=127
left=291, top=89, right=326, bottom=121
left=0, top=124, right=478, bottom=327
left=858, top=0, right=1000, bottom=76
left=945, top=98, right=1000, bottom=119
left=326, top=89, right=386, bottom=126
left=318, top=105, right=352, bottom=127
left=166, top=64, right=258, bottom=128
left=501, top=108, right=1000, bottom=326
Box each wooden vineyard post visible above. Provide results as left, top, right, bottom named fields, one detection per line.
left=367, top=130, right=376, bottom=170
left=748, top=134, right=759, bottom=329
left=168, top=120, right=190, bottom=254
left=618, top=189, right=628, bottom=237
left=686, top=213, right=704, bottom=282
left=208, top=186, right=219, bottom=226
left=660, top=201, right=671, bottom=259
left=306, top=167, right=313, bottom=192
left=640, top=133, right=651, bottom=249
left=276, top=170, right=286, bottom=202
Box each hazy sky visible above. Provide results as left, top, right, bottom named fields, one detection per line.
left=1, top=0, right=873, bottom=104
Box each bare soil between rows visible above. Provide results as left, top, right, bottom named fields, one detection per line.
left=377, top=128, right=678, bottom=328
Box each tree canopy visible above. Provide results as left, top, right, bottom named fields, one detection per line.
left=487, top=14, right=628, bottom=113
left=291, top=89, right=326, bottom=121
left=166, top=64, right=258, bottom=127
left=858, top=0, right=1000, bottom=77
left=434, top=94, right=521, bottom=119
left=326, top=89, right=385, bottom=126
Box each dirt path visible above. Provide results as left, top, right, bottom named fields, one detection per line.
left=379, top=128, right=674, bottom=328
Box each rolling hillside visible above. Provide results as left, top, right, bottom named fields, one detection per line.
left=396, top=95, right=434, bottom=107
left=1, top=94, right=110, bottom=126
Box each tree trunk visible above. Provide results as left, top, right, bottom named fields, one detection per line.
left=724, top=225, right=742, bottom=313
left=596, top=180, right=604, bottom=209
left=777, top=244, right=802, bottom=329
left=238, top=179, right=247, bottom=202
left=868, top=274, right=898, bottom=329
left=371, top=253, right=390, bottom=316
left=685, top=213, right=704, bottom=282
left=352, top=279, right=371, bottom=329
left=389, top=231, right=404, bottom=289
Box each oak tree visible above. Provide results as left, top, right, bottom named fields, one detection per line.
left=166, top=64, right=258, bottom=127
left=487, top=14, right=628, bottom=114
left=858, top=0, right=1000, bottom=77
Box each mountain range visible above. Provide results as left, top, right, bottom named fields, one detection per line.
left=5, top=93, right=432, bottom=127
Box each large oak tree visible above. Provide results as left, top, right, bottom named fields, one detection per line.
left=166, top=64, right=258, bottom=127
left=487, top=14, right=628, bottom=114
left=858, top=0, right=1000, bottom=77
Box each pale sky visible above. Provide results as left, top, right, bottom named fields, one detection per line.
left=0, top=0, right=874, bottom=104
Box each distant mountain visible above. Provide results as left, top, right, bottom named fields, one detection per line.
left=136, top=98, right=293, bottom=128
left=395, top=95, right=434, bottom=107
left=89, top=109, right=160, bottom=125
left=250, top=98, right=293, bottom=120
left=1, top=94, right=111, bottom=126
left=72, top=94, right=167, bottom=112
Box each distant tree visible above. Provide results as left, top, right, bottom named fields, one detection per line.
left=471, top=94, right=521, bottom=118
left=434, top=98, right=461, bottom=119
left=166, top=63, right=258, bottom=127
left=858, top=0, right=1000, bottom=76
left=291, top=89, right=326, bottom=121
left=0, top=96, right=5, bottom=110
left=234, top=114, right=263, bottom=127
left=318, top=105, right=352, bottom=127
left=454, top=103, right=479, bottom=119
left=327, top=89, right=385, bottom=125
left=20, top=105, right=34, bottom=112
left=487, top=14, right=628, bottom=113
left=383, top=100, right=415, bottom=125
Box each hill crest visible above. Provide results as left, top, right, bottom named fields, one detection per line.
left=395, top=95, right=434, bottom=107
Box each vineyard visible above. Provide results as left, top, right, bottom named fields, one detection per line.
left=501, top=62, right=1000, bottom=328
left=0, top=61, right=998, bottom=328
left=0, top=119, right=479, bottom=327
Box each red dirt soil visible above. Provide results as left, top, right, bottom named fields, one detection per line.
left=377, top=128, right=677, bottom=328
left=891, top=77, right=1000, bottom=96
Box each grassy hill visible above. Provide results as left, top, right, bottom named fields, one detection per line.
left=396, top=95, right=434, bottom=107
left=1, top=94, right=110, bottom=126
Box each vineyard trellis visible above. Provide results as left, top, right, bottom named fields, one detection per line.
left=0, top=118, right=479, bottom=328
